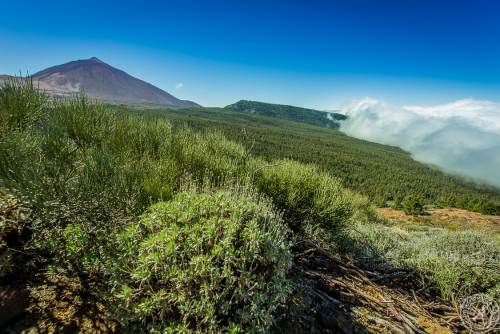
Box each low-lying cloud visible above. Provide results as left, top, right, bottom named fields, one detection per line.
left=340, top=98, right=500, bottom=187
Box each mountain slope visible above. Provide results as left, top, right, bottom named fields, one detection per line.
left=132, top=104, right=500, bottom=215
left=225, top=100, right=346, bottom=128
left=1, top=58, right=199, bottom=107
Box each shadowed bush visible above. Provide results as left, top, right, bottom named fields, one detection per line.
left=107, top=188, right=292, bottom=333
left=402, top=195, right=425, bottom=216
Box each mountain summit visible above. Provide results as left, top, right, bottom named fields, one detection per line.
left=2, top=57, right=199, bottom=107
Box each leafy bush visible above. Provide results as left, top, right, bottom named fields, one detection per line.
left=406, top=230, right=499, bottom=299
left=107, top=188, right=291, bottom=333
left=351, top=193, right=381, bottom=224
left=0, top=83, right=181, bottom=271
left=172, top=127, right=248, bottom=184
left=252, top=159, right=354, bottom=237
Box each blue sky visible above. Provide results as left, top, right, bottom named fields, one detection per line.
left=1, top=0, right=499, bottom=108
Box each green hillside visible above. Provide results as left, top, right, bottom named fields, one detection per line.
left=129, top=104, right=500, bottom=215
left=225, top=100, right=346, bottom=128
left=2, top=80, right=498, bottom=333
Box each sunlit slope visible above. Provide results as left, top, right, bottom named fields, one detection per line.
left=125, top=105, right=500, bottom=215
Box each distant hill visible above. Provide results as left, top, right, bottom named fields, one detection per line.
left=225, top=100, right=346, bottom=128
left=0, top=58, right=200, bottom=107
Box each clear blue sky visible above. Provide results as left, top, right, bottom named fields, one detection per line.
left=1, top=0, right=499, bottom=108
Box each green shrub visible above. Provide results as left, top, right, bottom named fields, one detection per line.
left=402, top=195, right=425, bottom=216
left=0, top=83, right=181, bottom=271
left=351, top=193, right=381, bottom=224
left=172, top=127, right=248, bottom=184
left=0, top=77, right=46, bottom=132
left=109, top=114, right=173, bottom=159
left=252, top=159, right=354, bottom=236
left=0, top=130, right=44, bottom=192
left=390, top=197, right=402, bottom=210
left=60, top=223, right=102, bottom=273
left=46, top=95, right=116, bottom=149
left=404, top=230, right=499, bottom=299
left=107, top=188, right=291, bottom=333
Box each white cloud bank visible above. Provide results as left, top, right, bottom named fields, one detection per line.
left=340, top=98, right=500, bottom=187
left=175, top=82, right=184, bottom=90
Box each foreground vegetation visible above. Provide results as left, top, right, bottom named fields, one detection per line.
left=0, top=79, right=361, bottom=332
left=1, top=79, right=498, bottom=332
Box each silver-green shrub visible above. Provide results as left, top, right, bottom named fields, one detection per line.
left=346, top=223, right=500, bottom=300
left=107, top=188, right=292, bottom=333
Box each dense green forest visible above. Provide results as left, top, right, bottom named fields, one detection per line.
left=225, top=100, right=346, bottom=128
left=125, top=104, right=500, bottom=215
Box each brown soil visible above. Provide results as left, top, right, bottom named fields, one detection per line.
left=3, top=274, right=118, bottom=334
left=377, top=207, right=500, bottom=234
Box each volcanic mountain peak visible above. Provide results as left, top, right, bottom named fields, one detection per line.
left=2, top=57, right=200, bottom=108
